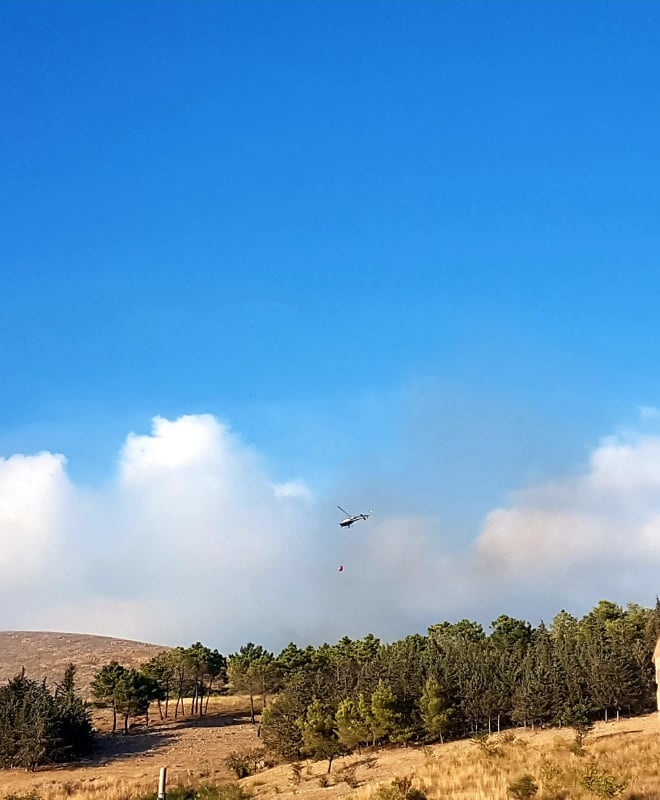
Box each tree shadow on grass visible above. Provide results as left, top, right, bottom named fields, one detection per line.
left=180, top=711, right=256, bottom=729
left=25, top=729, right=177, bottom=774
left=93, top=728, right=178, bottom=763
left=94, top=710, right=255, bottom=759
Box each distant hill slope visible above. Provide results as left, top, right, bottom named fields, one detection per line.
left=0, top=631, right=169, bottom=696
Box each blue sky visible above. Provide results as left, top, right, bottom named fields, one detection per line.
left=2, top=1, right=660, bottom=644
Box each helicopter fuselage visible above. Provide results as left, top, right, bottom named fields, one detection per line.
left=339, top=514, right=368, bottom=527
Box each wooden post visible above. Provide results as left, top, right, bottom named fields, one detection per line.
left=158, top=767, right=167, bottom=800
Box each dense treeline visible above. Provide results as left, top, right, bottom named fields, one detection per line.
left=259, top=599, right=660, bottom=768
left=19, top=597, right=655, bottom=772
left=87, top=598, right=660, bottom=770
left=0, top=665, right=94, bottom=770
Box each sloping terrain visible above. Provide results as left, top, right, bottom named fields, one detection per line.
left=0, top=630, right=169, bottom=694
left=0, top=631, right=658, bottom=799
left=0, top=702, right=658, bottom=800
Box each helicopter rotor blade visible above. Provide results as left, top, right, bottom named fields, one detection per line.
left=337, top=505, right=351, bottom=517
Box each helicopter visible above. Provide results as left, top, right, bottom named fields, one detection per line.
left=337, top=505, right=373, bottom=528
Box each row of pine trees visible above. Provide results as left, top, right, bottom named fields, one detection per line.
left=88, top=599, right=660, bottom=766
left=258, top=600, right=660, bottom=766
left=2, top=598, right=659, bottom=770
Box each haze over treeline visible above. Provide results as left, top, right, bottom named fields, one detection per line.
left=3, top=414, right=660, bottom=652
left=3, top=596, right=657, bottom=772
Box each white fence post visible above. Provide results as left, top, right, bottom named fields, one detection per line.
left=158, top=767, right=167, bottom=800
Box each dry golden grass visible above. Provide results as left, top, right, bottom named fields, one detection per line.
left=348, top=714, right=660, bottom=800
left=1, top=706, right=659, bottom=800
left=242, top=713, right=660, bottom=800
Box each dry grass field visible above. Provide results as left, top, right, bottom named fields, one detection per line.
left=1, top=632, right=659, bottom=800
left=0, top=695, right=261, bottom=799
left=0, top=700, right=658, bottom=800
left=241, top=714, right=660, bottom=800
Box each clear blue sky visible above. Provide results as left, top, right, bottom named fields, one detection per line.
left=2, top=1, right=660, bottom=524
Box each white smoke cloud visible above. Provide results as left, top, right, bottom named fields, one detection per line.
left=0, top=414, right=455, bottom=649
left=1, top=414, right=659, bottom=652
left=474, top=431, right=660, bottom=608
left=0, top=451, right=72, bottom=587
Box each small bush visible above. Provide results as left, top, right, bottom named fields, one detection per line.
left=5, top=794, right=42, bottom=800
left=498, top=731, right=517, bottom=745
left=373, top=777, right=427, bottom=800
left=507, top=774, right=539, bottom=799
left=393, top=776, right=413, bottom=795
left=539, top=757, right=566, bottom=795
left=140, top=784, right=248, bottom=800
left=338, top=764, right=359, bottom=788
left=581, top=760, right=628, bottom=798
left=225, top=748, right=272, bottom=779
left=225, top=752, right=252, bottom=779
left=471, top=731, right=501, bottom=757
left=142, top=787, right=197, bottom=800
left=374, top=789, right=402, bottom=800
left=210, top=788, right=249, bottom=800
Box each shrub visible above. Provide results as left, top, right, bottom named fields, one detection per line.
left=216, top=788, right=250, bottom=800
left=338, top=764, right=359, bottom=788
left=154, top=788, right=197, bottom=800
left=225, top=752, right=252, bottom=779
left=373, top=789, right=402, bottom=800
left=373, top=777, right=427, bottom=800
left=471, top=732, right=501, bottom=757
left=539, top=757, right=566, bottom=795
left=393, top=776, right=413, bottom=795
left=4, top=794, right=42, bottom=800
left=224, top=748, right=272, bottom=778
left=141, top=784, right=249, bottom=800
left=507, top=774, right=539, bottom=799
left=581, top=760, right=628, bottom=798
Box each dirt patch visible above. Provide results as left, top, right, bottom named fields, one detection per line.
left=0, top=698, right=262, bottom=796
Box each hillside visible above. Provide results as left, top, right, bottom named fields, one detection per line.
left=0, top=630, right=169, bottom=694
left=0, top=700, right=658, bottom=800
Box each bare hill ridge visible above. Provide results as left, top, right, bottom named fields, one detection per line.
left=0, top=631, right=169, bottom=694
